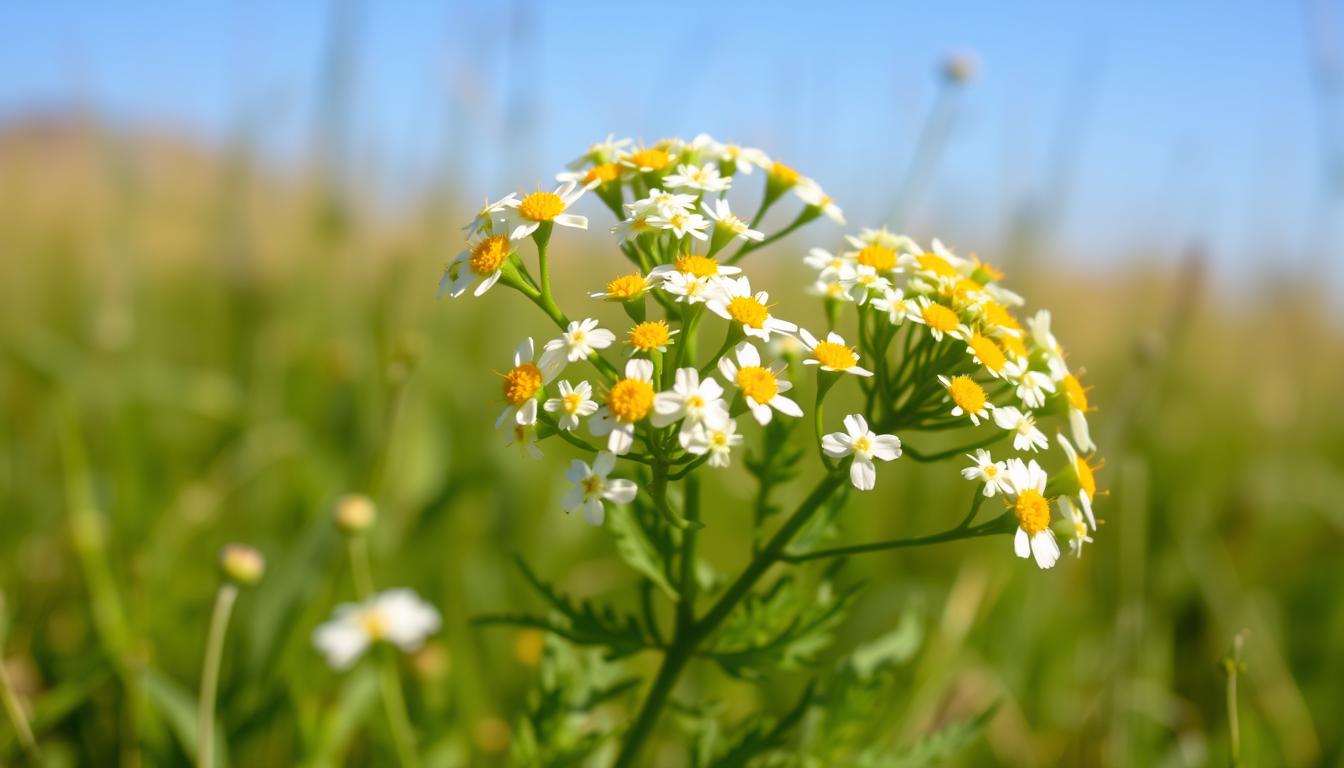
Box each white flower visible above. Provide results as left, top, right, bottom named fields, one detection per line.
left=647, top=255, right=741, bottom=284
left=589, top=359, right=656, bottom=455
left=463, top=193, right=520, bottom=238
left=1057, top=434, right=1098, bottom=530
left=902, top=296, right=965, bottom=341
left=684, top=418, right=743, bottom=467
left=821, top=414, right=902, bottom=491
left=627, top=188, right=697, bottom=219
left=705, top=276, right=798, bottom=341
left=313, top=589, right=442, bottom=671
left=1004, top=458, right=1060, bottom=569
left=504, top=421, right=544, bottom=460
left=647, top=210, right=711, bottom=241
left=937, top=374, right=992, bottom=425
left=1060, top=373, right=1096, bottom=453
left=1004, top=359, right=1056, bottom=409
left=851, top=227, right=915, bottom=251
left=960, top=449, right=1012, bottom=497
left=807, top=276, right=855, bottom=304
left=664, top=163, right=732, bottom=193
left=651, top=368, right=730, bottom=445
left=793, top=178, right=845, bottom=223
left=562, top=451, right=637, bottom=526
left=842, top=265, right=892, bottom=305
left=612, top=212, right=658, bottom=242
left=799, top=328, right=872, bottom=376
left=804, top=247, right=854, bottom=280
left=1027, top=310, right=1070, bottom=381
left=717, top=341, right=803, bottom=425
left=1059, top=496, right=1093, bottom=558
left=503, top=181, right=589, bottom=240
left=869, top=287, right=907, bottom=324
left=691, top=134, right=771, bottom=173
left=439, top=232, right=515, bottom=299
left=568, top=133, right=632, bottom=168
left=543, top=380, right=599, bottom=431
left=540, top=318, right=616, bottom=371
left=992, top=406, right=1049, bottom=452
left=497, top=337, right=564, bottom=429
left=661, top=271, right=724, bottom=305
left=702, top=199, right=764, bottom=242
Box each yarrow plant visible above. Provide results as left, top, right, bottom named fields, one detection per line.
left=439, top=133, right=1104, bottom=766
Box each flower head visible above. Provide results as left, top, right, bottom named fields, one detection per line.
left=440, top=233, right=515, bottom=299
left=799, top=328, right=872, bottom=376
left=1004, top=458, right=1060, bottom=569
left=706, top=277, right=797, bottom=341
left=497, top=338, right=564, bottom=429
left=821, top=414, right=902, bottom=490
left=543, top=380, right=599, bottom=432
left=684, top=418, right=744, bottom=467
left=960, top=449, right=1012, bottom=497
left=313, top=589, right=442, bottom=670
left=652, top=368, right=729, bottom=445
left=718, top=342, right=802, bottom=425
left=540, top=318, right=616, bottom=371
left=590, top=359, right=656, bottom=454
left=938, top=374, right=992, bottom=424
left=562, top=451, right=637, bottom=525
left=992, top=405, right=1049, bottom=452
left=504, top=181, right=589, bottom=240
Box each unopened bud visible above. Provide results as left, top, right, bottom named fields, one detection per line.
left=219, top=544, right=266, bottom=586
left=942, top=51, right=979, bottom=84
left=334, top=494, right=377, bottom=534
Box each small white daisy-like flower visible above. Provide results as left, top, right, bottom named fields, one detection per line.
left=821, top=413, right=902, bottom=491
left=647, top=254, right=742, bottom=284
left=1004, top=359, right=1057, bottom=410
left=504, top=421, right=544, bottom=460
left=1057, top=433, right=1099, bottom=530
left=902, top=296, right=965, bottom=341
left=793, top=177, right=845, bottom=223
left=590, top=272, right=652, bottom=302
left=439, top=233, right=515, bottom=299
left=804, top=247, right=855, bottom=281
left=717, top=341, right=803, bottom=425
left=960, top=449, right=1012, bottom=496
left=705, top=277, right=798, bottom=341
left=540, top=318, right=616, bottom=371
left=503, top=181, right=589, bottom=240
left=1005, top=458, right=1061, bottom=569
left=799, top=328, right=872, bottom=377
left=562, top=451, right=637, bottom=526
left=463, top=193, right=520, bottom=238
left=612, top=212, right=657, bottom=242
left=625, top=320, right=679, bottom=356
left=702, top=198, right=764, bottom=242
left=648, top=210, right=712, bottom=240
left=965, top=332, right=1010, bottom=379
left=497, top=338, right=564, bottom=429
left=843, top=236, right=902, bottom=275
left=543, top=380, right=599, bottom=432
left=626, top=188, right=698, bottom=219
left=664, top=162, right=732, bottom=193
left=620, top=146, right=675, bottom=174
left=1059, top=495, right=1093, bottom=558
left=684, top=418, right=744, bottom=467
left=661, top=271, right=724, bottom=305
left=691, top=134, right=771, bottom=174
left=852, top=226, right=916, bottom=251
left=590, top=359, right=657, bottom=455
left=993, top=406, right=1049, bottom=452
left=841, top=264, right=891, bottom=305
left=869, top=287, right=907, bottom=325
left=807, top=277, right=855, bottom=304
left=567, top=134, right=632, bottom=168
left=312, top=589, right=442, bottom=671
left=937, top=374, right=993, bottom=424
left=652, top=368, right=730, bottom=445
left=1059, top=373, right=1096, bottom=453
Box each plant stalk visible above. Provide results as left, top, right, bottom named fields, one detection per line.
left=197, top=584, right=238, bottom=768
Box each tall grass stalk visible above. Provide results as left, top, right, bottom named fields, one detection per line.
left=196, top=584, right=238, bottom=768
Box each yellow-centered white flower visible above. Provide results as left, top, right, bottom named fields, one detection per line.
left=821, top=414, right=902, bottom=491
left=652, top=368, right=730, bottom=446
left=718, top=341, right=802, bottom=425
left=664, top=162, right=732, bottom=193
left=702, top=198, right=764, bottom=242
left=799, top=328, right=872, bottom=376
left=543, top=380, right=599, bottom=432
left=706, top=277, right=798, bottom=341
left=961, top=449, right=1012, bottom=496
left=312, top=589, right=441, bottom=671
left=1004, top=458, right=1061, bottom=569
left=440, top=232, right=515, bottom=299
left=684, top=418, right=744, bottom=467
left=497, top=337, right=564, bottom=429
left=503, top=181, right=589, bottom=240
left=993, top=405, right=1049, bottom=452
left=589, top=359, right=656, bottom=455
left=540, top=317, right=616, bottom=371
left=562, top=451, right=636, bottom=526
left=938, top=374, right=993, bottom=424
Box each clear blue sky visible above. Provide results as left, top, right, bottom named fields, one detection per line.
left=2, top=0, right=1340, bottom=283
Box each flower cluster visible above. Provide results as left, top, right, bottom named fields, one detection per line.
left=439, top=133, right=1101, bottom=570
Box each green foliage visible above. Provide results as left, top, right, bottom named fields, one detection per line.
left=510, top=637, right=636, bottom=767
left=707, top=575, right=861, bottom=679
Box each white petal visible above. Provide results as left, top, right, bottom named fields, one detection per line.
left=313, top=613, right=370, bottom=670
left=734, top=341, right=760, bottom=367
left=592, top=450, right=616, bottom=476
left=770, top=395, right=803, bottom=418
left=870, top=435, right=902, bottom=461
left=1014, top=527, right=1031, bottom=558
left=604, top=479, right=638, bottom=504
left=608, top=425, right=635, bottom=455
left=583, top=499, right=605, bottom=526
left=842, top=413, right=868, bottom=438
left=850, top=459, right=876, bottom=491
left=1031, top=531, right=1060, bottom=569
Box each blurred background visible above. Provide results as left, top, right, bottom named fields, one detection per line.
left=2, top=0, right=1342, bottom=765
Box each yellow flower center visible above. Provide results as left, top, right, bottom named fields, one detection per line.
left=1075, top=457, right=1097, bottom=499
left=1000, top=334, right=1028, bottom=360
left=607, top=378, right=654, bottom=422
left=1015, top=489, right=1051, bottom=535
left=582, top=475, right=604, bottom=496
left=469, top=235, right=510, bottom=275
left=503, top=363, right=544, bottom=405
left=917, top=252, right=959, bottom=278
left=736, top=366, right=778, bottom=403
left=710, top=431, right=728, bottom=448
left=359, top=610, right=386, bottom=640
left=727, top=296, right=769, bottom=328
left=1063, top=373, right=1089, bottom=411
left=674, top=254, right=720, bottom=278
left=628, top=148, right=670, bottom=170
left=770, top=161, right=800, bottom=185
left=852, top=435, right=873, bottom=455
left=562, top=392, right=584, bottom=415
left=627, top=320, right=672, bottom=351
left=970, top=256, right=1004, bottom=283
left=967, top=333, right=1007, bottom=372
left=947, top=375, right=987, bottom=413
left=519, top=191, right=565, bottom=222
left=604, top=272, right=648, bottom=300
left=921, top=302, right=961, bottom=332
left=813, top=340, right=858, bottom=370
left=583, top=162, right=621, bottom=185
left=983, top=300, right=1021, bottom=333
left=856, top=244, right=897, bottom=271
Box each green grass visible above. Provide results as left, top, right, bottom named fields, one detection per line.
left=1, top=125, right=1342, bottom=766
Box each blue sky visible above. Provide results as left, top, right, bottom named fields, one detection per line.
left=3, top=0, right=1340, bottom=282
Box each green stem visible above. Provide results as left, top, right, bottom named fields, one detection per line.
left=0, top=597, right=38, bottom=761
left=780, top=511, right=1013, bottom=563
left=613, top=471, right=847, bottom=767
left=677, top=475, right=702, bottom=628
left=901, top=431, right=1007, bottom=463
left=197, top=584, right=237, bottom=768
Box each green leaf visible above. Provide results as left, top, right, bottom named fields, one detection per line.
left=140, top=667, right=230, bottom=768
left=880, top=703, right=999, bottom=767
left=607, top=503, right=679, bottom=600
left=850, top=610, right=923, bottom=679
left=707, top=577, right=860, bottom=679
left=302, top=665, right=380, bottom=768
left=707, top=681, right=816, bottom=767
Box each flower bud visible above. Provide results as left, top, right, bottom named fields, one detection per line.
left=334, top=493, right=377, bottom=534
left=219, top=544, right=265, bottom=586
left=942, top=51, right=979, bottom=84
